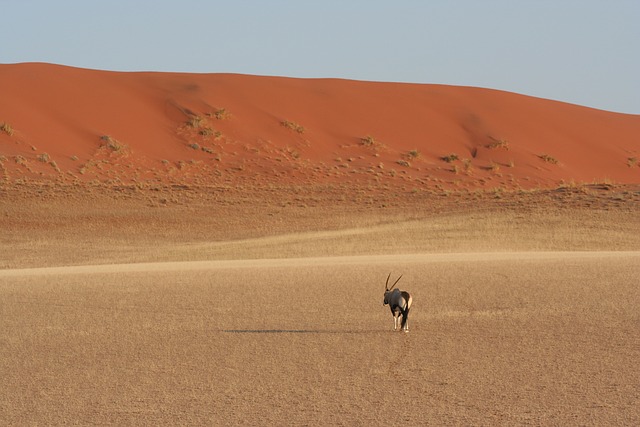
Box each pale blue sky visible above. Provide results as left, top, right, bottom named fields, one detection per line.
left=2, top=0, right=639, bottom=114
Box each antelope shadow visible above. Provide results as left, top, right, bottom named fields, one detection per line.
left=221, top=329, right=379, bottom=334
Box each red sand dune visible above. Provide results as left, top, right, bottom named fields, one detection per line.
left=1, top=62, right=639, bottom=189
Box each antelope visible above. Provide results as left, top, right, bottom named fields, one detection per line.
left=383, top=273, right=413, bottom=332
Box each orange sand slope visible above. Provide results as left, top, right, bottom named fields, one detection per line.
left=1, top=62, right=639, bottom=188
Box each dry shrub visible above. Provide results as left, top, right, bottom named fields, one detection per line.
left=213, top=108, right=230, bottom=120
left=441, top=153, right=459, bottom=163
left=406, top=149, right=420, bottom=159
left=462, top=159, right=473, bottom=175
left=281, top=120, right=305, bottom=134
left=360, top=135, right=376, bottom=146
left=0, top=122, right=14, bottom=136
left=487, top=138, right=509, bottom=150
left=186, top=115, right=204, bottom=128
left=199, top=127, right=214, bottom=136
left=538, top=154, right=559, bottom=164
left=100, top=135, right=126, bottom=152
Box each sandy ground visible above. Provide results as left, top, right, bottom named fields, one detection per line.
left=1, top=186, right=639, bottom=425
left=2, top=183, right=640, bottom=269
left=1, top=252, right=638, bottom=425
left=2, top=63, right=639, bottom=425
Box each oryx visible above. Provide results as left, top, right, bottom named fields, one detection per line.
left=383, top=273, right=413, bottom=332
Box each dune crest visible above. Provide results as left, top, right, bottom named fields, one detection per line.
left=1, top=62, right=639, bottom=189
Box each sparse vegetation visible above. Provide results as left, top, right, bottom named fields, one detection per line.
left=199, top=127, right=214, bottom=137
left=406, top=149, right=420, bottom=159
left=100, top=135, right=126, bottom=152
left=487, top=138, right=510, bottom=150
left=189, top=143, right=201, bottom=150
left=538, top=154, right=559, bottom=164
left=37, top=153, right=50, bottom=163
left=213, top=108, right=229, bottom=120
left=396, top=160, right=411, bottom=167
left=557, top=179, right=579, bottom=189
left=462, top=159, right=473, bottom=175
left=289, top=150, right=300, bottom=160
left=441, top=153, right=459, bottom=163
left=281, top=120, right=305, bottom=134
left=360, top=135, right=376, bottom=146
left=627, top=157, right=638, bottom=168
left=0, top=122, right=14, bottom=136
left=186, top=115, right=204, bottom=128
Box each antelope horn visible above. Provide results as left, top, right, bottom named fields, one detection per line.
left=385, top=272, right=391, bottom=290
left=389, top=274, right=403, bottom=291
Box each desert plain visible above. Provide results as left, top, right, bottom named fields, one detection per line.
left=1, top=63, right=639, bottom=425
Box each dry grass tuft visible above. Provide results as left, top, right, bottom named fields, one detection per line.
left=281, top=120, right=305, bottom=134
left=406, top=149, right=420, bottom=160
left=487, top=138, right=510, bottom=150
left=213, top=108, right=230, bottom=120
left=462, top=159, right=473, bottom=175
left=199, top=127, right=214, bottom=137
left=441, top=153, right=459, bottom=163
left=538, top=154, right=559, bottom=164
left=0, top=122, right=14, bottom=136
left=186, top=115, right=204, bottom=128
left=100, top=135, right=127, bottom=152
left=360, top=135, right=377, bottom=146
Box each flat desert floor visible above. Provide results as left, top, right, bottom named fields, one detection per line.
left=1, top=185, right=639, bottom=425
